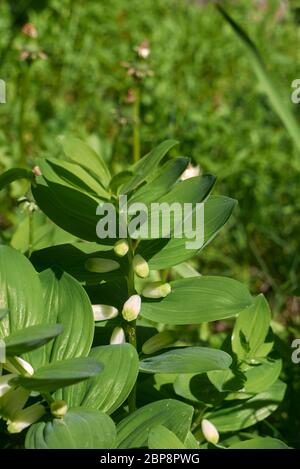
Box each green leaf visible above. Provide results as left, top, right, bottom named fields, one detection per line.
left=62, top=344, right=139, bottom=414
left=207, top=367, right=245, bottom=393
left=208, top=358, right=281, bottom=395
left=117, top=399, right=194, bottom=448
left=206, top=380, right=287, bottom=432
left=141, top=276, right=253, bottom=325
left=0, top=309, right=9, bottom=321
left=4, top=324, right=63, bottom=356
left=31, top=243, right=126, bottom=284
left=13, top=357, right=102, bottom=392
left=62, top=136, right=111, bottom=187
left=32, top=176, right=103, bottom=243
left=25, top=408, right=116, bottom=449
left=228, top=437, right=290, bottom=449
left=142, top=331, right=176, bottom=355
left=132, top=174, right=216, bottom=240
left=218, top=6, right=300, bottom=153
left=123, top=140, right=178, bottom=193
left=138, top=195, right=236, bottom=269
left=34, top=268, right=95, bottom=367
left=139, top=347, right=232, bottom=374
left=184, top=431, right=199, bottom=449
left=0, top=246, right=44, bottom=338
left=130, top=157, right=190, bottom=205
left=159, top=174, right=215, bottom=205
left=242, top=358, right=282, bottom=394
left=232, top=294, right=271, bottom=360
left=174, top=373, right=224, bottom=405
left=41, top=158, right=110, bottom=200
left=11, top=212, right=76, bottom=254
left=148, top=425, right=185, bottom=449
left=110, top=171, right=133, bottom=194
left=0, top=168, right=34, bottom=191
left=172, top=262, right=201, bottom=278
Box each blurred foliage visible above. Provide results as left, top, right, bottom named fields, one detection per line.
left=0, top=0, right=299, bottom=444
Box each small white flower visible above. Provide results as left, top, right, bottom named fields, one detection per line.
left=92, top=304, right=119, bottom=321
left=7, top=404, right=45, bottom=433
left=201, top=419, right=219, bottom=445
left=122, top=295, right=141, bottom=322
left=85, top=258, right=120, bottom=273
left=142, top=282, right=171, bottom=299
left=114, top=239, right=129, bottom=257
left=110, top=327, right=126, bottom=345
left=133, top=255, right=149, bottom=278
left=134, top=40, right=151, bottom=59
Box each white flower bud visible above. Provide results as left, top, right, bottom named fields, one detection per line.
left=50, top=400, right=68, bottom=418
left=122, top=295, right=141, bottom=322
left=180, top=164, right=200, bottom=181
left=0, top=374, right=16, bottom=398
left=114, top=239, right=129, bottom=257
left=110, top=327, right=126, bottom=345
left=133, top=255, right=149, bottom=278
left=92, top=304, right=119, bottom=321
left=85, top=258, right=120, bottom=273
left=142, top=282, right=171, bottom=299
left=6, top=357, right=34, bottom=376
left=7, top=404, right=45, bottom=433
left=201, top=419, right=219, bottom=445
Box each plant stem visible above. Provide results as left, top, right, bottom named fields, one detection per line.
left=27, top=208, right=34, bottom=257
left=126, top=238, right=138, bottom=413
left=126, top=319, right=137, bottom=413
left=191, top=405, right=207, bottom=433
left=133, top=87, right=141, bottom=164
left=41, top=392, right=55, bottom=407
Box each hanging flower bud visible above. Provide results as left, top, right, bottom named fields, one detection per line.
left=110, top=327, right=126, bottom=345
left=142, top=282, right=171, bottom=299
left=85, top=258, right=120, bottom=273
left=142, top=331, right=175, bottom=354
left=50, top=400, right=68, bottom=419
left=122, top=295, right=141, bottom=322
left=201, top=419, right=219, bottom=445
left=114, top=239, right=129, bottom=257
left=0, top=374, right=16, bottom=398
left=5, top=357, right=34, bottom=376
left=180, top=164, right=201, bottom=181
left=7, top=404, right=45, bottom=433
left=92, top=304, right=119, bottom=321
left=133, top=255, right=149, bottom=278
